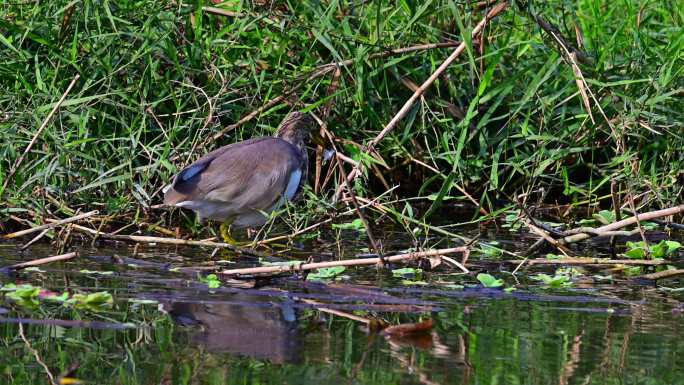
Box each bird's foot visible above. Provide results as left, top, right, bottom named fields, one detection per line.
left=219, top=223, right=238, bottom=245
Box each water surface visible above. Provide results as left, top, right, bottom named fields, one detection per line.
left=1, top=229, right=683, bottom=385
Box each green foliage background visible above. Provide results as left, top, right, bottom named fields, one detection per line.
left=1, top=0, right=682, bottom=224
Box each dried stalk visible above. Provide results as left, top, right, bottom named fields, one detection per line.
left=221, top=247, right=468, bottom=276
left=20, top=228, right=51, bottom=250
left=300, top=298, right=371, bottom=324
left=202, top=6, right=241, bottom=17
left=58, top=222, right=265, bottom=257
left=639, top=269, right=684, bottom=281
left=559, top=205, right=684, bottom=245
left=7, top=252, right=78, bottom=271
left=515, top=258, right=667, bottom=266
left=311, top=113, right=384, bottom=260
left=333, top=152, right=383, bottom=259
left=3, top=210, right=98, bottom=239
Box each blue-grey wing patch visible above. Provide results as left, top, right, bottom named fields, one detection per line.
left=179, top=159, right=211, bottom=182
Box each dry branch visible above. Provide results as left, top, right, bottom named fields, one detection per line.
left=202, top=6, right=241, bottom=17
left=514, top=258, right=667, bottom=266
left=3, top=210, right=98, bottom=239
left=300, top=298, right=372, bottom=324
left=220, top=247, right=468, bottom=276
left=7, top=252, right=79, bottom=271
left=639, top=269, right=684, bottom=281
left=58, top=222, right=266, bottom=257
left=559, top=205, right=684, bottom=245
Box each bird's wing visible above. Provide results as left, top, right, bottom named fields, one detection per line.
left=164, top=138, right=303, bottom=212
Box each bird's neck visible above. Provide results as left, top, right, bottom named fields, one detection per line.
left=276, top=129, right=306, bottom=155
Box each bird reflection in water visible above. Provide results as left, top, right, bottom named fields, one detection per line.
left=161, top=297, right=300, bottom=363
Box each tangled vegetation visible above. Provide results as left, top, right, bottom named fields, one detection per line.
left=0, top=0, right=682, bottom=236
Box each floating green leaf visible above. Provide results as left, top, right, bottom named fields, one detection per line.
left=531, top=274, right=573, bottom=288
left=625, top=242, right=646, bottom=259
left=307, top=266, right=346, bottom=281
left=476, top=273, right=504, bottom=288
left=625, top=240, right=681, bottom=259
left=200, top=274, right=221, bottom=289
left=480, top=243, right=503, bottom=257
left=392, top=267, right=422, bottom=278
left=593, top=210, right=615, bottom=224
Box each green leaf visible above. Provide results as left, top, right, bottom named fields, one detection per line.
left=593, top=210, right=615, bottom=224
left=331, top=218, right=364, bottom=231
left=625, top=241, right=646, bottom=259
left=531, top=274, right=573, bottom=288
left=651, top=241, right=669, bottom=258
left=625, top=240, right=680, bottom=259
left=476, top=273, right=504, bottom=288
left=69, top=291, right=114, bottom=307
left=44, top=292, right=70, bottom=303
left=0, top=283, right=17, bottom=291
left=307, top=266, right=346, bottom=281
left=664, top=241, right=681, bottom=254
left=6, top=284, right=40, bottom=301
left=480, top=244, right=504, bottom=257
left=200, top=274, right=221, bottom=289
left=392, top=267, right=422, bottom=278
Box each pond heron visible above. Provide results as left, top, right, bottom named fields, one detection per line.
left=163, top=112, right=317, bottom=243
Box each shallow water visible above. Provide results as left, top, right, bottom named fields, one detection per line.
left=1, top=228, right=684, bottom=385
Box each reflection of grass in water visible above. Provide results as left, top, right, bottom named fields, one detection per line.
left=0, top=250, right=683, bottom=385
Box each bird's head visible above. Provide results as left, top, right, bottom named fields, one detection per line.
left=276, top=111, right=323, bottom=148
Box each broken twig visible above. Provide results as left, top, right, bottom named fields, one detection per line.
left=6, top=251, right=79, bottom=271
left=3, top=210, right=98, bottom=239
left=512, top=257, right=667, bottom=267
left=559, top=205, right=684, bottom=245
left=639, top=269, right=684, bottom=281
left=221, top=247, right=468, bottom=276
left=58, top=222, right=265, bottom=257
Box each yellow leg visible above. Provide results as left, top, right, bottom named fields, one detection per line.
left=219, top=221, right=238, bottom=245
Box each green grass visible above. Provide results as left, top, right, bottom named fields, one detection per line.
left=1, top=0, right=682, bottom=234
